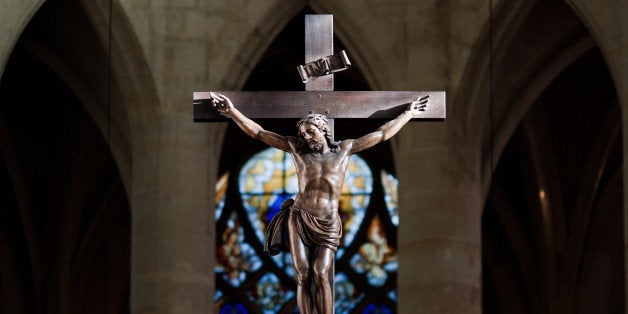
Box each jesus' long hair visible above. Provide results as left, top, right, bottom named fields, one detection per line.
left=296, top=114, right=341, bottom=153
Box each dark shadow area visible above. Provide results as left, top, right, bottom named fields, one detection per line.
left=483, top=47, right=623, bottom=313
left=0, top=1, right=130, bottom=313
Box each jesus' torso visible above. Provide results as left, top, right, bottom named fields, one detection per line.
left=289, top=141, right=351, bottom=220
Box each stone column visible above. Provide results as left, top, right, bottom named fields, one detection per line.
left=117, top=1, right=293, bottom=313
left=395, top=123, right=482, bottom=313
left=130, top=117, right=223, bottom=313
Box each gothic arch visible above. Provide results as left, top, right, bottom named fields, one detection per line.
left=3, top=0, right=160, bottom=192
left=476, top=1, right=623, bottom=311
left=0, top=6, right=133, bottom=311
left=219, top=1, right=306, bottom=91
left=70, top=0, right=160, bottom=191
left=482, top=50, right=622, bottom=312
left=454, top=0, right=608, bottom=197
left=564, top=0, right=624, bottom=87
left=0, top=0, right=45, bottom=74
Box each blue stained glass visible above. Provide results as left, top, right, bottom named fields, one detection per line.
left=344, top=156, right=373, bottom=194
left=350, top=253, right=367, bottom=275
left=271, top=252, right=295, bottom=277
left=219, top=303, right=248, bottom=314
left=239, top=148, right=297, bottom=244
left=350, top=252, right=387, bottom=287
left=283, top=153, right=299, bottom=194
left=267, top=192, right=291, bottom=223
left=335, top=272, right=364, bottom=313
left=241, top=195, right=276, bottom=243
left=216, top=198, right=225, bottom=221
left=239, top=149, right=294, bottom=195
left=247, top=272, right=295, bottom=313
left=336, top=248, right=345, bottom=258
left=341, top=204, right=366, bottom=247
left=381, top=171, right=399, bottom=226
left=387, top=290, right=397, bottom=302
left=338, top=155, right=372, bottom=248
left=384, top=260, right=398, bottom=272
left=214, top=289, right=223, bottom=302
left=363, top=304, right=392, bottom=314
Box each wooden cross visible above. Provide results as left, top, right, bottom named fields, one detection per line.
left=193, top=15, right=446, bottom=126
left=194, top=14, right=445, bottom=312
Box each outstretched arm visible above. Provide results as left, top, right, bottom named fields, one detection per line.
left=210, top=93, right=292, bottom=152
left=348, top=95, right=428, bottom=154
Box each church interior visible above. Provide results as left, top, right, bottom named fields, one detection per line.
left=0, top=0, right=626, bottom=313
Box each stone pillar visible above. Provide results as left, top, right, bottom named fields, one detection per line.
left=130, top=117, right=223, bottom=313
left=117, top=1, right=291, bottom=313
left=395, top=123, right=482, bottom=313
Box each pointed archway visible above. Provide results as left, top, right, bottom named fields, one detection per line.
left=478, top=0, right=623, bottom=311
left=0, top=1, right=132, bottom=313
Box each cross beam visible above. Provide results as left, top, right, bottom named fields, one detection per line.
left=193, top=14, right=446, bottom=124
left=193, top=91, right=445, bottom=121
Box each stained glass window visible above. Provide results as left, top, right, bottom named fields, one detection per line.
left=350, top=216, right=398, bottom=287
left=381, top=170, right=399, bottom=226
left=215, top=147, right=399, bottom=313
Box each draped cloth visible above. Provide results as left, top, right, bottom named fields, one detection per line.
left=264, top=198, right=343, bottom=256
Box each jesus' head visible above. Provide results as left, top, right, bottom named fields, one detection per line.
left=296, top=114, right=340, bottom=153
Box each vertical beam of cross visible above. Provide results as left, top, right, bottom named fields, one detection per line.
left=305, top=14, right=336, bottom=311
left=305, top=15, right=334, bottom=91
left=305, top=14, right=335, bottom=135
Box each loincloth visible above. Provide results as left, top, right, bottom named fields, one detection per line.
left=264, top=198, right=342, bottom=256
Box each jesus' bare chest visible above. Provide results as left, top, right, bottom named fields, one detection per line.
left=292, top=152, right=350, bottom=195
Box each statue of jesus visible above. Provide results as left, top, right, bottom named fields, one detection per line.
left=210, top=92, right=428, bottom=314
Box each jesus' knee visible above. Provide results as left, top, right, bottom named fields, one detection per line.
left=312, top=267, right=329, bottom=287
left=294, top=265, right=310, bottom=286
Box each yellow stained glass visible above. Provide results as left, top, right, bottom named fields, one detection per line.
left=354, top=176, right=365, bottom=189
left=261, top=169, right=285, bottom=191
left=341, top=156, right=373, bottom=194
left=246, top=195, right=273, bottom=211
left=380, top=170, right=399, bottom=226
left=215, top=172, right=229, bottom=205
left=339, top=194, right=353, bottom=211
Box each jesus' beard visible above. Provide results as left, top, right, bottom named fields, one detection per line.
left=308, top=141, right=323, bottom=152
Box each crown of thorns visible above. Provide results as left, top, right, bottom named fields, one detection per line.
left=296, top=114, right=330, bottom=133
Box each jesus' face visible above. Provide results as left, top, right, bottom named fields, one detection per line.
left=298, top=122, right=327, bottom=153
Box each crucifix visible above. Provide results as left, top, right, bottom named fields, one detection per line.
left=194, top=15, right=445, bottom=314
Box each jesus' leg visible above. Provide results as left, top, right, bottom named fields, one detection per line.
left=287, top=211, right=313, bottom=313
left=313, top=246, right=334, bottom=314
